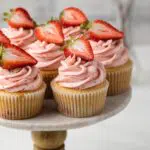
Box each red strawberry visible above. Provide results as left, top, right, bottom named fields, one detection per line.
left=64, top=38, right=94, bottom=61
left=60, top=7, right=87, bottom=27
left=88, top=20, right=124, bottom=40
left=4, top=7, right=35, bottom=29
left=0, top=30, right=10, bottom=44
left=35, top=21, right=64, bottom=44
left=0, top=43, right=37, bottom=69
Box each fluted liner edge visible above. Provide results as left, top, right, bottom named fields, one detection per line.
left=0, top=83, right=46, bottom=120
left=106, top=59, right=133, bottom=96
left=51, top=80, right=109, bottom=118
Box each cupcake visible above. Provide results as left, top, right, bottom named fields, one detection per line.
left=51, top=38, right=109, bottom=118
left=0, top=42, right=46, bottom=120
left=2, top=7, right=36, bottom=49
left=25, top=40, right=64, bottom=98
left=24, top=20, right=65, bottom=98
left=87, top=20, right=133, bottom=95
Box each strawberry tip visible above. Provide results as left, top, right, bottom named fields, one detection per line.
left=59, top=10, right=64, bottom=19
left=3, top=12, right=9, bottom=16
left=49, top=16, right=59, bottom=22
left=0, top=45, right=4, bottom=60
left=3, top=12, right=12, bottom=22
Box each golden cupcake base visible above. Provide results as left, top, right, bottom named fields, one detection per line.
left=106, top=59, right=133, bottom=96
left=0, top=83, right=46, bottom=120
left=51, top=80, right=109, bottom=118
left=40, top=70, right=58, bottom=99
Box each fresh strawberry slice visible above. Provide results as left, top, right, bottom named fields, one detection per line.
left=35, top=21, right=64, bottom=44
left=4, top=7, right=35, bottom=29
left=64, top=38, right=94, bottom=61
left=88, top=20, right=124, bottom=40
left=60, top=7, right=87, bottom=27
left=0, top=43, right=37, bottom=69
left=0, top=30, right=10, bottom=44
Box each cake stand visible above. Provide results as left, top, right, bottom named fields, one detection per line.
left=0, top=89, right=132, bottom=150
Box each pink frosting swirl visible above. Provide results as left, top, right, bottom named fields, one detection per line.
left=0, top=66, right=43, bottom=92
left=1, top=27, right=36, bottom=49
left=63, top=26, right=84, bottom=41
left=89, top=39, right=129, bottom=68
left=25, top=40, right=64, bottom=70
left=55, top=56, right=106, bottom=89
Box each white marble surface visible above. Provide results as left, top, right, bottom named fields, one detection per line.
left=0, top=45, right=150, bottom=150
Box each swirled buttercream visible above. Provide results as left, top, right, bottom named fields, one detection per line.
left=1, top=27, right=36, bottom=49
left=25, top=40, right=64, bottom=70
left=0, top=66, right=43, bottom=92
left=55, top=55, right=106, bottom=89
left=63, top=26, right=84, bottom=41
left=89, top=39, right=129, bottom=68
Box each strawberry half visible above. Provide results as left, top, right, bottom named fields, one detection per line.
left=35, top=21, right=64, bottom=44
left=64, top=38, right=94, bottom=61
left=88, top=20, right=124, bottom=40
left=60, top=7, right=88, bottom=27
left=0, top=43, right=37, bottom=69
left=4, top=7, right=35, bottom=29
left=0, top=30, right=10, bottom=44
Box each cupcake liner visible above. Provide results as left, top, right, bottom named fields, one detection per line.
left=40, top=70, right=58, bottom=99
left=106, top=59, right=133, bottom=96
left=51, top=80, right=109, bottom=118
left=0, top=83, right=46, bottom=120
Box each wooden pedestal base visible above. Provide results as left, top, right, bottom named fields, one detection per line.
left=32, top=131, right=67, bottom=150
left=33, top=144, right=65, bottom=150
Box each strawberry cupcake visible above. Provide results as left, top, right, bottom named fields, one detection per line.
left=51, top=38, right=109, bottom=118
left=60, top=7, right=88, bottom=41
left=2, top=7, right=36, bottom=49
left=87, top=20, right=133, bottom=95
left=25, top=20, right=64, bottom=98
left=0, top=41, right=46, bottom=120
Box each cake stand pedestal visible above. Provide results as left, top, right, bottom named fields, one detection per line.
left=0, top=89, right=132, bottom=150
